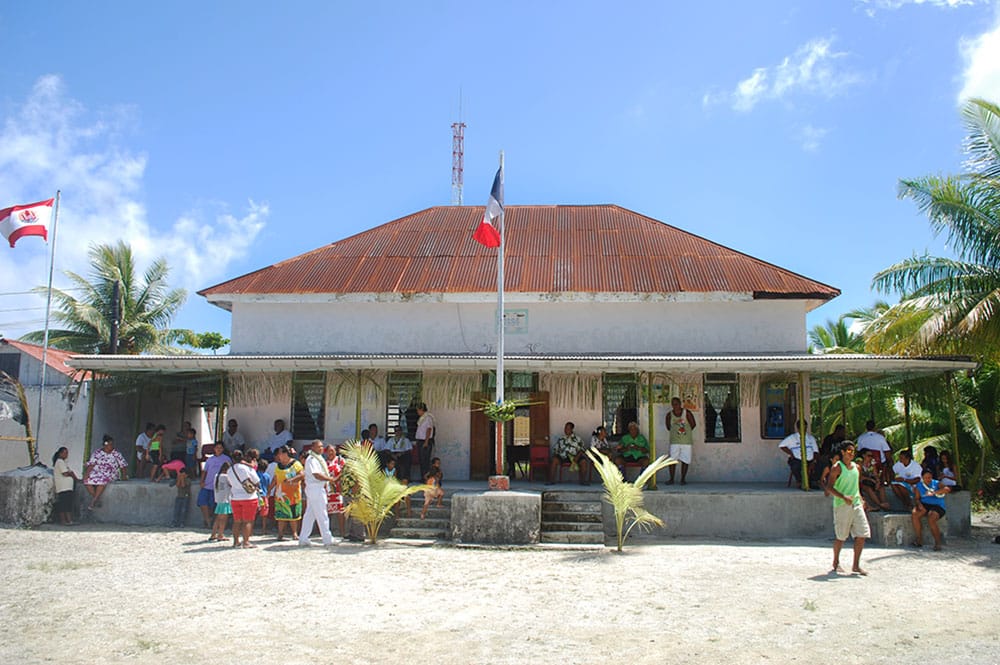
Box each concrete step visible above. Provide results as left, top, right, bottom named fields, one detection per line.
left=408, top=496, right=452, bottom=505
left=396, top=507, right=450, bottom=520
left=541, top=510, right=602, bottom=523
left=542, top=491, right=601, bottom=502
left=542, top=501, right=602, bottom=515
left=541, top=520, right=605, bottom=533
left=869, top=512, right=951, bottom=547
left=389, top=526, right=448, bottom=540
left=395, top=517, right=450, bottom=530
left=540, top=531, right=606, bottom=545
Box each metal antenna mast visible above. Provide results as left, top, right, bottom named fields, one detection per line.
left=451, top=89, right=465, bottom=205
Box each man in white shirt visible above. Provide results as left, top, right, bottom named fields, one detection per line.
left=856, top=419, right=892, bottom=484
left=222, top=419, right=247, bottom=452
left=266, top=419, right=294, bottom=454
left=415, top=403, right=436, bottom=479
left=369, top=423, right=389, bottom=468
left=387, top=426, right=414, bottom=481
left=134, top=422, right=155, bottom=478
left=891, top=449, right=923, bottom=509
left=779, top=423, right=819, bottom=487
left=298, top=439, right=337, bottom=547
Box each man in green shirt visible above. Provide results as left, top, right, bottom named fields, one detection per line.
left=826, top=441, right=871, bottom=576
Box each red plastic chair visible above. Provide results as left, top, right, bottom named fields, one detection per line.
left=528, top=445, right=550, bottom=482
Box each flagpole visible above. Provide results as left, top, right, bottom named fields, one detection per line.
left=34, top=190, right=61, bottom=465
left=494, top=151, right=505, bottom=478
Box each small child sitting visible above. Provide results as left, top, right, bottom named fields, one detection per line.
left=420, top=458, right=445, bottom=520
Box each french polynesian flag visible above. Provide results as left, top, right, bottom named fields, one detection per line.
left=0, top=198, right=53, bottom=248
left=472, top=166, right=503, bottom=248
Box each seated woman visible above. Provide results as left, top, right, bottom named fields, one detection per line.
left=939, top=450, right=960, bottom=491
left=858, top=449, right=891, bottom=511
left=619, top=421, right=650, bottom=470
left=547, top=422, right=589, bottom=485
left=912, top=468, right=951, bottom=550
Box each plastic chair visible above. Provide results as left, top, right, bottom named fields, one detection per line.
left=528, top=445, right=550, bottom=482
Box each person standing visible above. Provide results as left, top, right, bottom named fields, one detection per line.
left=299, top=440, right=337, bottom=547
left=856, top=420, right=892, bottom=483
left=52, top=446, right=79, bottom=525
left=227, top=450, right=260, bottom=548
left=826, top=441, right=870, bottom=576
left=171, top=467, right=191, bottom=527
left=83, top=435, right=128, bottom=511
left=665, top=397, right=696, bottom=485
left=272, top=445, right=304, bottom=541
left=134, top=422, right=155, bottom=479
left=198, top=442, right=232, bottom=529
left=148, top=424, right=167, bottom=482
left=415, top=403, right=436, bottom=480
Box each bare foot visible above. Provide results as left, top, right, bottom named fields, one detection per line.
left=831, top=565, right=845, bottom=574
left=852, top=568, right=869, bottom=576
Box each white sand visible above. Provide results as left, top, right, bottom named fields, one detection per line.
left=0, top=516, right=998, bottom=665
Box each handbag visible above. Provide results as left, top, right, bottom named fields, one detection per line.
left=232, top=463, right=259, bottom=495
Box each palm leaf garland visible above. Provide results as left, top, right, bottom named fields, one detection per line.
left=585, top=449, right=676, bottom=552
left=340, top=441, right=430, bottom=544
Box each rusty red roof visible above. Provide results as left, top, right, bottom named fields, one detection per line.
left=199, top=205, right=839, bottom=302
left=2, top=339, right=86, bottom=379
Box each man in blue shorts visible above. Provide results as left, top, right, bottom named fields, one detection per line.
left=198, top=442, right=231, bottom=528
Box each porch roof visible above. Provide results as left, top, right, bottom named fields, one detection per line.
left=66, top=352, right=976, bottom=379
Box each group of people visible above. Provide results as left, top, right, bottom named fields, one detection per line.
left=543, top=398, right=697, bottom=486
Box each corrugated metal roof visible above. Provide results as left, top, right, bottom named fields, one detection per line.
left=198, top=205, right=840, bottom=301
left=2, top=339, right=88, bottom=379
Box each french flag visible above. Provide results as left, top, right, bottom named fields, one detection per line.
left=0, top=198, right=53, bottom=248
left=473, top=166, right=503, bottom=248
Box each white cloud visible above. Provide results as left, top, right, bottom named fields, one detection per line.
left=862, top=0, right=980, bottom=9
left=958, top=13, right=1000, bottom=103
left=798, top=125, right=831, bottom=152
left=709, top=37, right=863, bottom=112
left=0, top=75, right=266, bottom=339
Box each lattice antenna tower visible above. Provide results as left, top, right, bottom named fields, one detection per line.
left=451, top=89, right=465, bottom=205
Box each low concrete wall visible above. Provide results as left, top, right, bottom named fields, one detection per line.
left=77, top=480, right=200, bottom=527
left=451, top=491, right=541, bottom=544
left=0, top=475, right=55, bottom=527
left=609, top=488, right=835, bottom=539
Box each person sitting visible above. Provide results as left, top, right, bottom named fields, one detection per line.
left=921, top=445, right=941, bottom=479
left=891, top=449, right=923, bottom=509
left=420, top=457, right=444, bottom=520
left=859, top=449, right=891, bottom=511
left=939, top=450, right=960, bottom=491
left=911, top=468, right=951, bottom=550
left=778, top=422, right=819, bottom=487
left=547, top=421, right=589, bottom=485
left=386, top=425, right=413, bottom=482
left=619, top=421, right=650, bottom=470
left=856, top=420, right=892, bottom=484
left=590, top=426, right=622, bottom=474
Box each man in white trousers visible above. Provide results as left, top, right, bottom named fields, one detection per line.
left=299, top=439, right=337, bottom=546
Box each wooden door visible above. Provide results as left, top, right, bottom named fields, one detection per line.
left=469, top=392, right=491, bottom=480
left=529, top=391, right=550, bottom=449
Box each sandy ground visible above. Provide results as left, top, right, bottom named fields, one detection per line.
left=0, top=515, right=998, bottom=665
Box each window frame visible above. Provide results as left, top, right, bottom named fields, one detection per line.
left=602, top=373, right=638, bottom=439
left=290, top=371, right=326, bottom=440
left=385, top=371, right=423, bottom=440
left=703, top=373, right=741, bottom=443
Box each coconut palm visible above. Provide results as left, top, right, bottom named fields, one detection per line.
left=340, top=440, right=430, bottom=544
left=870, top=98, right=1000, bottom=359
left=585, top=449, right=675, bottom=552
left=808, top=317, right=866, bottom=354
left=21, top=241, right=186, bottom=354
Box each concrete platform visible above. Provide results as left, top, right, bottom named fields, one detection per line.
left=450, top=490, right=541, bottom=545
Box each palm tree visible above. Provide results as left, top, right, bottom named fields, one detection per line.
left=808, top=317, right=866, bottom=354
left=21, top=241, right=186, bottom=354
left=870, top=98, right=1000, bottom=359
left=585, top=449, right=675, bottom=552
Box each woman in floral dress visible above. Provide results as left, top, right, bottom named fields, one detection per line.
left=324, top=444, right=348, bottom=537
left=83, top=435, right=128, bottom=511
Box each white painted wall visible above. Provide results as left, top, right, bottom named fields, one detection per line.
left=229, top=300, right=807, bottom=355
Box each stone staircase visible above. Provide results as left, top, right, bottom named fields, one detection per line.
left=541, top=490, right=605, bottom=545
left=387, top=496, right=451, bottom=542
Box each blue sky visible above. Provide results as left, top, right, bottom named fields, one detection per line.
left=1, top=0, right=999, bottom=347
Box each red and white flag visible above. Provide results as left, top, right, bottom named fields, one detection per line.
left=0, top=198, right=53, bottom=248
left=473, top=166, right=503, bottom=248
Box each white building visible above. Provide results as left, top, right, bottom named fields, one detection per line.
left=68, top=205, right=974, bottom=483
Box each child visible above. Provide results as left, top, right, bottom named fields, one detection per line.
left=420, top=457, right=445, bottom=519
left=859, top=449, right=891, bottom=511
left=172, top=467, right=191, bottom=527
left=385, top=457, right=398, bottom=479
left=820, top=449, right=841, bottom=496
left=185, top=428, right=200, bottom=477
left=211, top=461, right=232, bottom=541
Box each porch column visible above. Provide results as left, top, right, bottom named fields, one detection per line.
left=131, top=386, right=143, bottom=476
left=646, top=371, right=656, bottom=490
left=947, top=372, right=962, bottom=485
left=797, top=373, right=809, bottom=491
left=903, top=389, right=912, bottom=456
left=215, top=375, right=226, bottom=443
left=82, top=379, right=96, bottom=473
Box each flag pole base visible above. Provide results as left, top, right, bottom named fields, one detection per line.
left=488, top=475, right=510, bottom=491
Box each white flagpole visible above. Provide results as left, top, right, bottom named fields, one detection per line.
left=494, top=151, right=505, bottom=478
left=35, top=190, right=61, bottom=464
